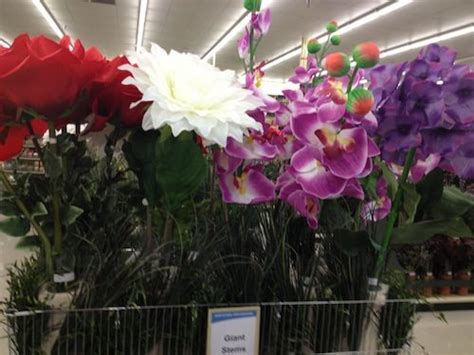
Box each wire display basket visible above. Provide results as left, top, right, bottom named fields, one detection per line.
left=4, top=299, right=416, bottom=354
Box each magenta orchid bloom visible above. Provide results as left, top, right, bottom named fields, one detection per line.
left=289, top=145, right=347, bottom=199
left=291, top=113, right=370, bottom=179
left=277, top=172, right=320, bottom=229
left=219, top=165, right=275, bottom=204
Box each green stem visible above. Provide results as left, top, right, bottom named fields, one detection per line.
left=249, top=25, right=255, bottom=73
left=317, top=36, right=332, bottom=67
left=373, top=147, right=416, bottom=284
left=0, top=169, right=53, bottom=276
left=162, top=213, right=174, bottom=244
left=25, top=121, right=45, bottom=163
left=346, top=65, right=359, bottom=94
left=48, top=120, right=63, bottom=258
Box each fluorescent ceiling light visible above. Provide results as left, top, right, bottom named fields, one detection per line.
left=263, top=0, right=412, bottom=71
left=0, top=38, right=10, bottom=48
left=32, top=0, right=65, bottom=39
left=136, top=0, right=149, bottom=51
left=202, top=0, right=274, bottom=62
left=380, top=23, right=474, bottom=58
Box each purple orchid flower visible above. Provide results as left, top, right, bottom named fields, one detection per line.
left=238, top=30, right=250, bottom=59
left=289, top=145, right=348, bottom=199
left=291, top=113, right=369, bottom=179
left=289, top=57, right=319, bottom=84
left=226, top=136, right=279, bottom=160
left=219, top=165, right=275, bottom=204
left=245, top=73, right=280, bottom=112
left=277, top=172, right=320, bottom=228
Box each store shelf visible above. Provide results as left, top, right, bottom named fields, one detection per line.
left=425, top=295, right=474, bottom=304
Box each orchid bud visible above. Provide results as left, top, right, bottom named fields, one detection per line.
left=352, top=42, right=380, bottom=68
left=307, top=39, right=322, bottom=54
left=244, top=0, right=262, bottom=12
left=326, top=20, right=338, bottom=33
left=256, top=8, right=272, bottom=35
left=238, top=31, right=250, bottom=59
left=330, top=35, right=341, bottom=46
left=346, top=88, right=374, bottom=116
left=322, top=52, right=350, bottom=77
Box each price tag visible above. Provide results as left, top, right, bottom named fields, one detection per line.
left=207, top=306, right=260, bottom=355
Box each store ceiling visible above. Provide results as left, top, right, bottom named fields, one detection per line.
left=0, top=0, right=473, bottom=81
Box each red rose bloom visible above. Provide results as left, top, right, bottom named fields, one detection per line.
left=0, top=34, right=106, bottom=119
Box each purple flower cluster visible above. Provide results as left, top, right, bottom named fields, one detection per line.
left=370, top=44, right=474, bottom=180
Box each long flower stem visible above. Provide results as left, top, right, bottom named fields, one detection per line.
left=249, top=25, right=255, bottom=73
left=373, top=147, right=416, bottom=284
left=25, top=121, right=45, bottom=163
left=48, top=120, right=63, bottom=258
left=346, top=65, right=359, bottom=94
left=0, top=169, right=53, bottom=276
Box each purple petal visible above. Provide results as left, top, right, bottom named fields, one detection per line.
left=342, top=179, right=364, bottom=200
left=318, top=99, right=345, bottom=123
left=321, top=127, right=369, bottom=179
left=290, top=113, right=324, bottom=146
left=410, top=154, right=441, bottom=183
left=287, top=190, right=320, bottom=229
left=225, top=136, right=279, bottom=160
left=291, top=146, right=347, bottom=199
left=219, top=167, right=275, bottom=204
left=213, top=150, right=242, bottom=175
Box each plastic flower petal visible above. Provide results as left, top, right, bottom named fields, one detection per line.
left=219, top=166, right=275, bottom=204
left=122, top=43, right=262, bottom=147
left=225, top=136, right=279, bottom=160
left=290, top=146, right=347, bottom=199
left=214, top=150, right=242, bottom=176
left=316, top=126, right=369, bottom=179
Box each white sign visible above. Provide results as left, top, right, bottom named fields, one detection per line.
left=207, top=306, right=260, bottom=355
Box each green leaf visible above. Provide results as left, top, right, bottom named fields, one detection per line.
left=319, top=200, right=353, bottom=231
left=43, top=148, right=63, bottom=180
left=63, top=206, right=84, bottom=226
left=16, top=236, right=41, bottom=250
left=392, top=217, right=473, bottom=244
left=0, top=198, right=18, bottom=216
left=0, top=217, right=30, bottom=237
left=416, top=168, right=444, bottom=217
left=430, top=186, right=474, bottom=219
left=31, top=202, right=48, bottom=217
left=400, top=183, right=420, bottom=224
left=123, top=130, right=160, bottom=206
left=333, top=229, right=371, bottom=256
left=155, top=134, right=208, bottom=211
left=377, top=160, right=397, bottom=199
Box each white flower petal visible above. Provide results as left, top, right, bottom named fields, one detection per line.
left=124, top=43, right=262, bottom=147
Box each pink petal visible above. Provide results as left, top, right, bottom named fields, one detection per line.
left=318, top=100, right=345, bottom=123
left=213, top=150, right=242, bottom=175
left=225, top=136, right=278, bottom=160
left=219, top=168, right=275, bottom=204
left=323, top=127, right=369, bottom=179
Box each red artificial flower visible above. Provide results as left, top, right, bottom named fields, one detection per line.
left=0, top=97, right=48, bottom=161
left=86, top=56, right=147, bottom=131
left=0, top=34, right=106, bottom=120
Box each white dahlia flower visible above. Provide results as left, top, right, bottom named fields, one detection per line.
left=121, top=44, right=262, bottom=147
